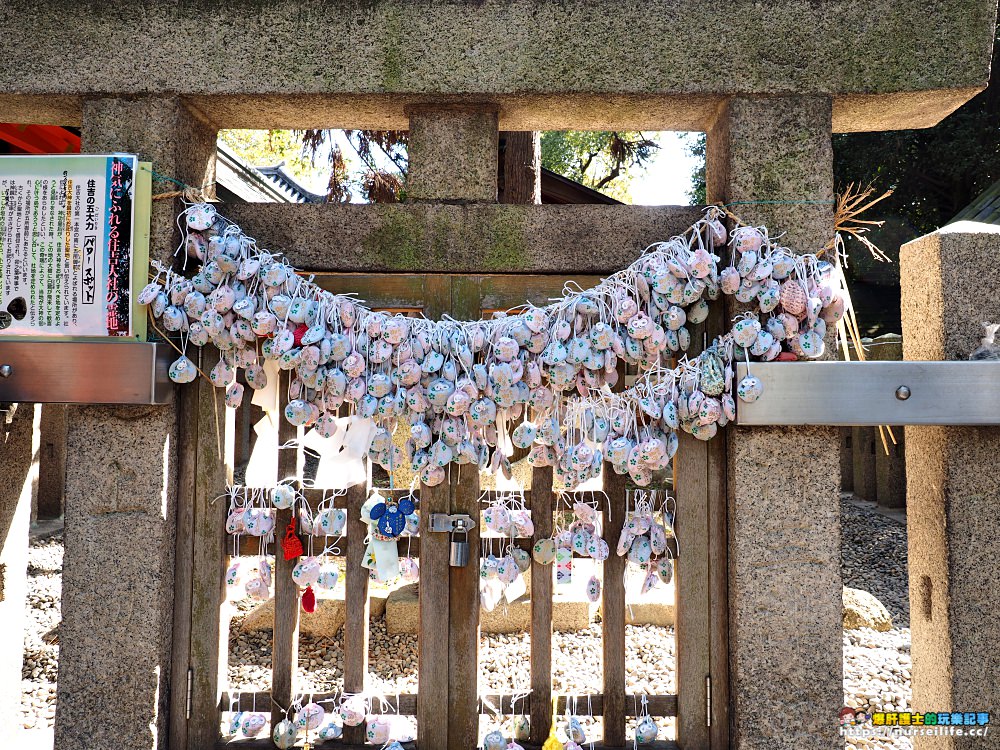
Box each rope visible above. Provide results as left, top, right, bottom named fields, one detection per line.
left=140, top=165, right=215, bottom=202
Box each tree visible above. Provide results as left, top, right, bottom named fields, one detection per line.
left=220, top=128, right=407, bottom=203
left=301, top=129, right=408, bottom=203
left=685, top=133, right=706, bottom=205
left=225, top=126, right=659, bottom=203
left=540, top=131, right=659, bottom=201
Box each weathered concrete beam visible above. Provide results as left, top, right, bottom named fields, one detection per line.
left=0, top=0, right=995, bottom=132
left=217, top=203, right=705, bottom=274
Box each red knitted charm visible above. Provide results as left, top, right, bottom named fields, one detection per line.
left=281, top=518, right=303, bottom=560
left=292, top=323, right=309, bottom=347
left=302, top=585, right=316, bottom=613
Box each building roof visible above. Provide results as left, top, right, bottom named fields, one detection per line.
left=949, top=179, right=1000, bottom=226
left=540, top=168, right=622, bottom=204
left=215, top=142, right=326, bottom=204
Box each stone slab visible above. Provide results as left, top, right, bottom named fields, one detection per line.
left=843, top=587, right=893, bottom=632
left=852, top=426, right=878, bottom=502
left=407, top=104, right=499, bottom=203
left=36, top=404, right=67, bottom=520
left=383, top=562, right=674, bottom=635
left=866, top=335, right=906, bottom=509
left=0, top=1, right=995, bottom=132
left=384, top=580, right=592, bottom=636
left=218, top=203, right=705, bottom=274
left=840, top=429, right=854, bottom=493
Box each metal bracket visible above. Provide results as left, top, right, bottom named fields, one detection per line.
left=736, top=361, right=1000, bottom=426
left=0, top=340, right=172, bottom=404
left=429, top=513, right=473, bottom=533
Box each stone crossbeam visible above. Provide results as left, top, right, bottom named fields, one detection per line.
left=0, top=0, right=995, bottom=132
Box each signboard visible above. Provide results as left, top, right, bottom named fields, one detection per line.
left=0, top=153, right=148, bottom=338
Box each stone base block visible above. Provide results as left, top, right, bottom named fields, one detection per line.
left=241, top=589, right=388, bottom=636
left=383, top=582, right=592, bottom=635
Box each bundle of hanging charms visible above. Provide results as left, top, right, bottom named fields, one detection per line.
left=530, top=491, right=610, bottom=598
left=360, top=486, right=419, bottom=584
left=561, top=695, right=596, bottom=750
left=144, top=202, right=847, bottom=488
left=617, top=490, right=676, bottom=596
left=223, top=486, right=275, bottom=603
left=481, top=489, right=533, bottom=611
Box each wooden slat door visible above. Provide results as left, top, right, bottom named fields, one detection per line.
left=174, top=271, right=726, bottom=750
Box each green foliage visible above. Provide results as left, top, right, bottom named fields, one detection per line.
left=685, top=133, right=706, bottom=204
left=301, top=129, right=407, bottom=203
left=833, top=87, right=1000, bottom=237
left=540, top=131, right=659, bottom=201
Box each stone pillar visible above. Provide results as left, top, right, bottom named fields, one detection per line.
left=0, top=404, right=40, bottom=746
left=54, top=97, right=216, bottom=750
left=707, top=96, right=842, bottom=750
left=868, top=334, right=906, bottom=510
left=405, top=103, right=500, bottom=202
left=901, top=224, right=1000, bottom=749
left=36, top=404, right=67, bottom=520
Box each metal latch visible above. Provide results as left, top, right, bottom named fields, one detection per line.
left=429, top=513, right=474, bottom=533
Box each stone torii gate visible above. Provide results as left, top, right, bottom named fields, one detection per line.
left=0, top=2, right=998, bottom=749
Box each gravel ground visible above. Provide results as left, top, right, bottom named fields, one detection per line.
left=19, top=533, right=62, bottom=730
left=20, top=498, right=911, bottom=747
left=841, top=499, right=911, bottom=750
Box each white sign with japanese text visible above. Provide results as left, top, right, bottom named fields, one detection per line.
left=0, top=153, right=137, bottom=337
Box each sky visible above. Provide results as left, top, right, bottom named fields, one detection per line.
left=287, top=129, right=701, bottom=206
left=628, top=131, right=701, bottom=206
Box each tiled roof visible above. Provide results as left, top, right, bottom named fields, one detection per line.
left=949, top=179, right=1000, bottom=226
left=216, top=141, right=326, bottom=204
left=255, top=164, right=326, bottom=204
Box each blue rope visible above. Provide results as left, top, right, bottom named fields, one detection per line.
left=140, top=165, right=214, bottom=192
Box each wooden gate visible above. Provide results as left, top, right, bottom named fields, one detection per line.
left=169, top=271, right=728, bottom=750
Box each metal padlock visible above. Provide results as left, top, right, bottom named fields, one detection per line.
left=449, top=519, right=470, bottom=567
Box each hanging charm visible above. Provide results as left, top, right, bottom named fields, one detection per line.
left=282, top=517, right=304, bottom=560
left=301, top=584, right=316, bottom=613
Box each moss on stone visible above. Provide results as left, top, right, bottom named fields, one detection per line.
left=482, top=207, right=528, bottom=271
left=428, top=213, right=452, bottom=266
left=361, top=209, right=425, bottom=269
left=381, top=6, right=404, bottom=90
